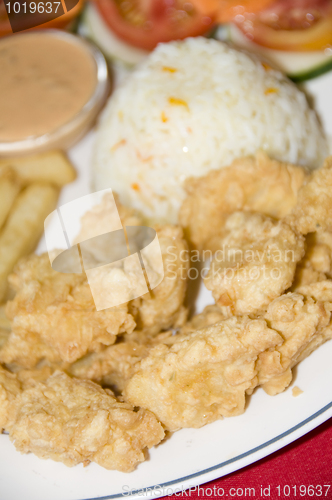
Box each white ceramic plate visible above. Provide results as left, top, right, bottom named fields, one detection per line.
left=1, top=72, right=332, bottom=500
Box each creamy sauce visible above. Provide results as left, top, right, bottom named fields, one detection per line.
left=0, top=33, right=97, bottom=142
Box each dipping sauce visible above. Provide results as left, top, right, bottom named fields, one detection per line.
left=0, top=32, right=98, bottom=142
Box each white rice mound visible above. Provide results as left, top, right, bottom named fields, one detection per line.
left=93, top=37, right=327, bottom=223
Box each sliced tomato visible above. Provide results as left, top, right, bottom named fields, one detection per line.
left=190, top=0, right=275, bottom=23
left=236, top=0, right=332, bottom=51
left=95, top=0, right=214, bottom=51
left=0, top=0, right=84, bottom=37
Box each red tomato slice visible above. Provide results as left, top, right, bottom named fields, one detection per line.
left=236, top=0, right=332, bottom=51
left=190, top=0, right=275, bottom=23
left=95, top=0, right=214, bottom=51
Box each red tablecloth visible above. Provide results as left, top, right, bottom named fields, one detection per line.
left=165, top=417, right=332, bottom=500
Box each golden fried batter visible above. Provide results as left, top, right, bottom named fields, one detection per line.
left=0, top=253, right=136, bottom=368
left=129, top=224, right=189, bottom=336
left=305, top=232, right=332, bottom=277
left=69, top=341, right=149, bottom=392
left=68, top=305, right=223, bottom=390
left=295, top=279, right=332, bottom=302
left=291, top=264, right=326, bottom=290
left=204, top=212, right=305, bottom=315
left=14, top=363, right=63, bottom=389
left=0, top=304, right=11, bottom=348
left=76, top=192, right=143, bottom=244
left=285, top=156, right=332, bottom=235
left=292, top=231, right=332, bottom=290
left=180, top=305, right=228, bottom=335
left=180, top=152, right=307, bottom=252
left=124, top=317, right=282, bottom=431
left=6, top=371, right=164, bottom=472
left=0, top=366, right=21, bottom=430
left=78, top=194, right=189, bottom=337
left=258, top=285, right=332, bottom=395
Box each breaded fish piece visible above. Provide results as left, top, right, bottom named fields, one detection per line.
left=68, top=305, right=224, bottom=390
left=124, top=317, right=282, bottom=431
left=69, top=302, right=213, bottom=392
left=0, top=253, right=136, bottom=368
left=77, top=194, right=189, bottom=337
left=152, top=304, right=230, bottom=347
left=180, top=305, right=228, bottom=335
left=285, top=156, right=332, bottom=235
left=295, top=279, right=332, bottom=302
left=0, top=303, right=11, bottom=349
left=6, top=371, right=164, bottom=472
left=69, top=305, right=222, bottom=391
left=69, top=341, right=149, bottom=393
left=0, top=365, right=21, bottom=430
left=180, top=152, right=307, bottom=252
left=74, top=192, right=143, bottom=273
left=129, top=224, right=189, bottom=336
left=204, top=212, right=305, bottom=316
left=69, top=305, right=226, bottom=392
left=292, top=231, right=332, bottom=290
left=258, top=284, right=332, bottom=395
left=304, top=232, right=332, bottom=278
left=76, top=192, right=143, bottom=244
left=11, top=361, right=66, bottom=390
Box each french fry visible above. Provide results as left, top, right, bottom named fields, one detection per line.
left=0, top=166, right=21, bottom=230
left=0, top=183, right=59, bottom=301
left=0, top=150, right=76, bottom=187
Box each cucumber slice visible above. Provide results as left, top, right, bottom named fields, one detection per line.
left=223, top=23, right=332, bottom=82
left=78, top=3, right=148, bottom=67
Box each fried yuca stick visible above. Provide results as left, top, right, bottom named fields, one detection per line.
left=0, top=167, right=21, bottom=230
left=0, top=183, right=59, bottom=301
left=0, top=150, right=76, bottom=187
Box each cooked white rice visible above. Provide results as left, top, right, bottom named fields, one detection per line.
left=93, top=37, right=327, bottom=223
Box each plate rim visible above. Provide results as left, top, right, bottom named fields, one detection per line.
left=83, top=401, right=332, bottom=500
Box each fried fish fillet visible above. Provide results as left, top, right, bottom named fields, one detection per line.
left=0, top=365, right=21, bottom=430
left=129, top=224, right=189, bottom=336
left=77, top=194, right=189, bottom=337
left=76, top=192, right=143, bottom=244
left=0, top=253, right=136, bottom=368
left=285, top=156, right=332, bottom=235
left=304, top=232, right=332, bottom=278
left=204, top=212, right=305, bottom=316
left=292, top=231, right=332, bottom=291
left=68, top=305, right=224, bottom=390
left=69, top=341, right=149, bottom=392
left=0, top=304, right=10, bottom=349
left=180, top=152, right=307, bottom=252
left=258, top=283, right=332, bottom=395
left=124, top=317, right=282, bottom=431
left=6, top=371, right=164, bottom=472
left=179, top=305, right=228, bottom=335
